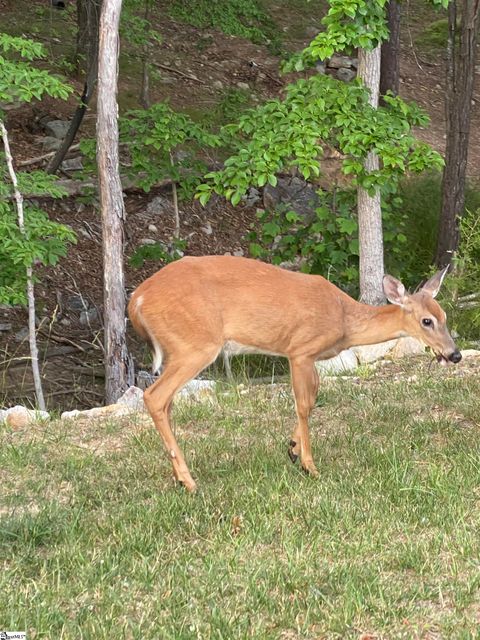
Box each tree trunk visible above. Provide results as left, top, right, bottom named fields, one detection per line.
left=380, top=0, right=401, bottom=102
left=357, top=45, right=385, bottom=305
left=97, top=0, right=134, bottom=403
left=435, top=0, right=480, bottom=268
left=76, top=0, right=102, bottom=76
left=0, top=121, right=46, bottom=411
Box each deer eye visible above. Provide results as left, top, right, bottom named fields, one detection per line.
left=422, top=318, right=434, bottom=327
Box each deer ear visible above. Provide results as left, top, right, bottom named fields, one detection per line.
left=383, top=275, right=407, bottom=306
left=421, top=267, right=448, bottom=299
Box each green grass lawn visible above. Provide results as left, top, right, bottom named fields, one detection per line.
left=1, top=358, right=480, bottom=639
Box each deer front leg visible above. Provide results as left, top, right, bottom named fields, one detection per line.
left=288, top=357, right=319, bottom=476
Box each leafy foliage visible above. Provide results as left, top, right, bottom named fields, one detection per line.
left=197, top=74, right=443, bottom=207
left=0, top=33, right=75, bottom=305
left=129, top=238, right=186, bottom=268
left=285, top=0, right=450, bottom=71
left=168, top=0, right=281, bottom=52
left=0, top=33, right=73, bottom=104
left=0, top=200, right=76, bottom=305
left=249, top=188, right=408, bottom=293
left=120, top=102, right=220, bottom=198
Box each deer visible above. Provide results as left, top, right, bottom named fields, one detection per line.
left=128, top=255, right=462, bottom=492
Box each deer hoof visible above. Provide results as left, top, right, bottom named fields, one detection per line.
left=288, top=440, right=299, bottom=464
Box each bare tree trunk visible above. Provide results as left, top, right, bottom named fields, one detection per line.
left=435, top=0, right=480, bottom=268
left=380, top=0, right=401, bottom=102
left=97, top=0, right=134, bottom=403
left=357, top=45, right=385, bottom=305
left=0, top=121, right=46, bottom=411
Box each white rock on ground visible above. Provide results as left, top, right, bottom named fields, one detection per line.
left=4, top=405, right=50, bottom=429
left=316, top=349, right=358, bottom=375
left=352, top=339, right=398, bottom=364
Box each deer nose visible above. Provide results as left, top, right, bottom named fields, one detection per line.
left=449, top=350, right=462, bottom=363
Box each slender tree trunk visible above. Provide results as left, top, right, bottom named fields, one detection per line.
left=0, top=121, right=46, bottom=411
left=357, top=45, right=385, bottom=305
left=380, top=0, right=401, bottom=102
left=97, top=0, right=134, bottom=403
left=435, top=0, right=480, bottom=268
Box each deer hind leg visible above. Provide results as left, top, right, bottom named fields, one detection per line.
left=143, top=345, right=220, bottom=492
left=288, top=357, right=319, bottom=476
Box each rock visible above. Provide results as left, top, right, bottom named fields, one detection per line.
left=336, top=68, right=356, bottom=82
left=315, top=61, right=326, bottom=75
left=328, top=54, right=356, bottom=69
left=0, top=323, right=12, bottom=331
left=243, top=187, right=261, bottom=206
left=136, top=370, right=157, bottom=389
left=66, top=294, right=88, bottom=312
left=352, top=340, right=398, bottom=364
left=5, top=406, right=50, bottom=429
left=61, top=157, right=83, bottom=172
left=263, top=176, right=319, bottom=222
left=61, top=404, right=132, bottom=421
left=14, top=327, right=29, bottom=342
left=233, top=249, right=244, bottom=257
left=213, top=80, right=223, bottom=89
left=460, top=349, right=480, bottom=358
left=139, top=238, right=157, bottom=246
left=201, top=222, right=213, bottom=235
left=41, top=136, right=63, bottom=152
left=178, top=379, right=216, bottom=400
left=147, top=196, right=170, bottom=216
left=316, top=349, right=358, bottom=375
left=117, top=386, right=145, bottom=411
left=79, top=308, right=99, bottom=326
left=148, top=224, right=158, bottom=233
left=236, top=82, right=250, bottom=91
left=388, top=337, right=425, bottom=359
left=0, top=409, right=7, bottom=424
left=44, top=119, right=70, bottom=139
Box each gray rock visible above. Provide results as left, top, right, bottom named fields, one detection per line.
left=243, top=186, right=261, bottom=206
left=178, top=379, right=216, bottom=400
left=0, top=323, right=12, bottom=332
left=136, top=370, right=157, bottom=389
left=213, top=80, right=224, bottom=90
left=388, top=337, right=425, bottom=359
left=147, top=196, right=170, bottom=216
left=233, top=249, right=244, bottom=257
left=41, top=136, right=63, bottom=152
left=139, top=238, right=157, bottom=246
left=117, top=385, right=145, bottom=411
left=14, top=327, right=29, bottom=342
left=459, top=349, right=480, bottom=358
left=236, top=82, right=250, bottom=91
left=263, top=176, right=319, bottom=222
left=61, top=157, right=83, bottom=172
left=66, top=294, right=89, bottom=312
left=328, top=54, right=356, bottom=69
left=148, top=224, right=158, bottom=233
left=315, top=62, right=327, bottom=75
left=316, top=349, right=358, bottom=375
left=352, top=340, right=397, bottom=364
left=44, top=120, right=70, bottom=139
left=79, top=308, right=99, bottom=326
left=201, top=222, right=213, bottom=235
left=336, top=68, right=356, bottom=82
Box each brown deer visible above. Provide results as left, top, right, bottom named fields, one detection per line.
left=128, top=256, right=461, bottom=492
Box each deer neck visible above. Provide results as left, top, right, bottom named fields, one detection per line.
left=342, top=299, right=407, bottom=348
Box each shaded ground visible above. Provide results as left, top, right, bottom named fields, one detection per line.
left=0, top=0, right=479, bottom=408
